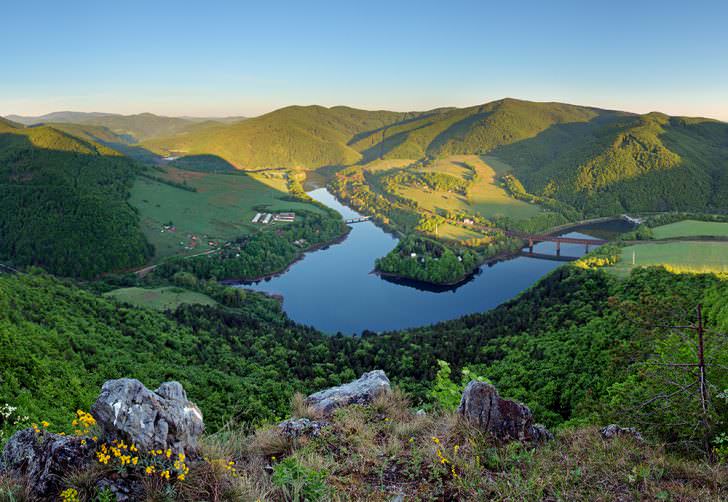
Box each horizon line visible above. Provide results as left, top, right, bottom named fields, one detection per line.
left=3, top=97, right=727, bottom=123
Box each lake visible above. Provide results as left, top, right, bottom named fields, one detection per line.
left=242, top=188, right=631, bottom=334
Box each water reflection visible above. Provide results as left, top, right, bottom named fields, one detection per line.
left=242, top=189, right=627, bottom=334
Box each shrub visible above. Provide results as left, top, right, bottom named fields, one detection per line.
left=271, top=457, right=329, bottom=502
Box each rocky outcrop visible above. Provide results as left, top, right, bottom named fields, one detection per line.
left=0, top=429, right=94, bottom=498
left=600, top=424, right=643, bottom=442
left=457, top=381, right=552, bottom=442
left=278, top=418, right=330, bottom=439
left=90, top=378, right=204, bottom=455
left=1, top=379, right=204, bottom=500
left=306, top=370, right=391, bottom=417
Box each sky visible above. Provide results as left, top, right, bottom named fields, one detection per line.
left=2, top=0, right=727, bottom=120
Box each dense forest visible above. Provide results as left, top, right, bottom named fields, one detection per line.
left=0, top=122, right=153, bottom=278
left=2, top=265, right=726, bottom=454
left=376, top=236, right=480, bottom=285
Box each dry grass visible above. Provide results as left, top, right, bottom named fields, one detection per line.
left=289, top=392, right=323, bottom=421
left=3, top=395, right=726, bottom=501
left=0, top=474, right=32, bottom=502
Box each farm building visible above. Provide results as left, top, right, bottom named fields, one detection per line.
left=273, top=212, right=296, bottom=222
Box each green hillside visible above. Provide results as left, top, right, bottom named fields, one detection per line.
left=0, top=117, right=23, bottom=129
left=143, top=99, right=728, bottom=217
left=144, top=105, right=419, bottom=169
left=2, top=264, right=727, bottom=453
left=8, top=112, right=202, bottom=142
left=43, top=122, right=161, bottom=162
left=0, top=123, right=152, bottom=278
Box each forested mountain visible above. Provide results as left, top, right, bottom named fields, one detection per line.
left=141, top=99, right=621, bottom=168
left=143, top=105, right=421, bottom=168
left=0, top=121, right=152, bottom=277
left=4, top=111, right=233, bottom=143
left=143, top=98, right=728, bottom=215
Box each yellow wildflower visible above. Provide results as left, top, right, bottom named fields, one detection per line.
left=431, top=437, right=440, bottom=444
left=40, top=420, right=49, bottom=428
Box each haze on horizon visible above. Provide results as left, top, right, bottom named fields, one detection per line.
left=3, top=0, right=727, bottom=121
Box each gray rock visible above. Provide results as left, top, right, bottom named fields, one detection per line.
left=0, top=429, right=94, bottom=498
left=90, top=378, right=204, bottom=454
left=415, top=409, right=427, bottom=416
left=457, top=381, right=551, bottom=442
left=306, top=370, right=391, bottom=417
left=278, top=418, right=330, bottom=439
left=600, top=424, right=643, bottom=442
left=96, top=478, right=144, bottom=502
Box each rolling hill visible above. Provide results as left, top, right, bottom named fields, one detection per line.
left=143, top=98, right=728, bottom=216
left=0, top=120, right=152, bottom=277
left=5, top=111, right=244, bottom=143
left=143, top=105, right=420, bottom=168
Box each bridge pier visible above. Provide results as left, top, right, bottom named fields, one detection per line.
left=556, top=241, right=561, bottom=256
left=528, top=238, right=534, bottom=253
left=585, top=243, right=590, bottom=253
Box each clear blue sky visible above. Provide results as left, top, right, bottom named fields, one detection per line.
left=2, top=0, right=727, bottom=120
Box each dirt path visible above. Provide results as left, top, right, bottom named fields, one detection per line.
left=134, top=248, right=219, bottom=277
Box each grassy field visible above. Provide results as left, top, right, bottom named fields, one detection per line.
left=611, top=241, right=728, bottom=276
left=398, top=155, right=541, bottom=232
left=130, top=167, right=326, bottom=261
left=652, top=219, right=728, bottom=239
left=104, top=286, right=217, bottom=310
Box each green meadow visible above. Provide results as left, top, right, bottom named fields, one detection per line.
left=611, top=241, right=728, bottom=276
left=103, top=286, right=217, bottom=311
left=652, top=219, right=728, bottom=239
left=130, top=166, right=326, bottom=261
left=395, top=155, right=541, bottom=240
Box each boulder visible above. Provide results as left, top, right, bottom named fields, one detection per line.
left=278, top=418, right=330, bottom=439
left=0, top=429, right=94, bottom=498
left=457, top=381, right=551, bottom=442
left=95, top=477, right=144, bottom=502
left=90, top=378, right=204, bottom=454
left=306, top=370, right=391, bottom=417
left=600, top=424, right=643, bottom=442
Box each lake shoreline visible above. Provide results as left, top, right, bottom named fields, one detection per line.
left=221, top=224, right=352, bottom=286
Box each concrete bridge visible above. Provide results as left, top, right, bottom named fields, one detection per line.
left=521, top=234, right=607, bottom=254
left=345, top=216, right=371, bottom=224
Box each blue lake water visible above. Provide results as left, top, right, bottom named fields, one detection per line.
left=242, top=188, right=624, bottom=334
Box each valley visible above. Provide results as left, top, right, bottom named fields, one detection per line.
left=3, top=4, right=728, bottom=498
left=2, top=98, right=727, bottom=501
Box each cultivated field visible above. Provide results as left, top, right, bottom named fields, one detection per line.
left=104, top=286, right=217, bottom=310
left=130, top=166, right=325, bottom=261
left=611, top=241, right=728, bottom=276
left=652, top=219, right=728, bottom=239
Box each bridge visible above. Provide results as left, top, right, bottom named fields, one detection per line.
left=345, top=216, right=371, bottom=224
left=467, top=222, right=607, bottom=256
left=518, top=233, right=607, bottom=255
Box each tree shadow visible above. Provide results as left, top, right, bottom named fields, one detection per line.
left=0, top=129, right=154, bottom=278
left=168, top=154, right=238, bottom=173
